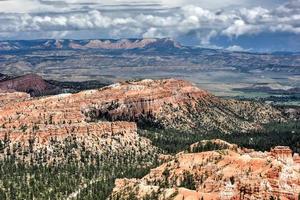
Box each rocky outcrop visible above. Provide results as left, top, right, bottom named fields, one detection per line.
left=0, top=79, right=283, bottom=137
left=294, top=154, right=300, bottom=165
left=270, top=146, right=294, bottom=163
left=110, top=141, right=300, bottom=200
left=0, top=80, right=182, bottom=165
left=82, top=79, right=283, bottom=133
left=0, top=90, right=159, bottom=165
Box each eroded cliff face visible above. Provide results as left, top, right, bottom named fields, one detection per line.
left=0, top=79, right=283, bottom=165
left=0, top=79, right=283, bottom=136
left=110, top=140, right=300, bottom=200
left=0, top=81, right=166, bottom=165
left=0, top=80, right=164, bottom=199
left=82, top=79, right=283, bottom=133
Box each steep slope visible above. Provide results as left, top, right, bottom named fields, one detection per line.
left=0, top=80, right=166, bottom=166
left=0, top=79, right=282, bottom=136
left=0, top=119, right=160, bottom=199
left=83, top=79, right=283, bottom=133
left=0, top=78, right=284, bottom=166
left=110, top=140, right=300, bottom=200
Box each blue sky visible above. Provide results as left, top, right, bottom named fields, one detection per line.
left=0, top=0, right=299, bottom=52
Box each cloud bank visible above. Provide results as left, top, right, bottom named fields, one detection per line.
left=0, top=0, right=299, bottom=51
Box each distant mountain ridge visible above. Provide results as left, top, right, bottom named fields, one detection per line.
left=2, top=38, right=300, bottom=55
left=0, top=38, right=299, bottom=100
left=0, top=38, right=182, bottom=51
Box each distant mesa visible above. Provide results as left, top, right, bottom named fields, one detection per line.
left=0, top=38, right=182, bottom=51
left=69, top=38, right=182, bottom=50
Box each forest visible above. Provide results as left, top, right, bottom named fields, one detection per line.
left=0, top=134, right=160, bottom=200
left=138, top=121, right=300, bottom=154
left=0, top=120, right=299, bottom=199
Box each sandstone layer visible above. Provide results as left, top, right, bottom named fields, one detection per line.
left=82, top=79, right=283, bottom=133
left=0, top=79, right=283, bottom=142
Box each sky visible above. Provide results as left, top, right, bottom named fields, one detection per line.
left=0, top=0, right=300, bottom=52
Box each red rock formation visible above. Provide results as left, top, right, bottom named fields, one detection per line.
left=271, top=146, right=293, bottom=163
left=81, top=79, right=282, bottom=132
left=0, top=79, right=282, bottom=143
left=293, top=153, right=300, bottom=165
left=110, top=141, right=300, bottom=200
left=0, top=79, right=294, bottom=199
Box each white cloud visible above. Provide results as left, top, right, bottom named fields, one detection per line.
left=271, top=24, right=300, bottom=34
left=240, top=7, right=271, bottom=23
left=226, top=45, right=249, bottom=52
left=137, top=14, right=180, bottom=27
left=198, top=30, right=218, bottom=46
left=222, top=19, right=261, bottom=37
left=143, top=27, right=164, bottom=38
left=0, top=0, right=40, bottom=13
left=0, top=0, right=299, bottom=47
left=50, top=30, right=69, bottom=38
left=0, top=0, right=286, bottom=13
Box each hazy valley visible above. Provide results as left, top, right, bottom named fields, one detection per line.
left=0, top=39, right=299, bottom=105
